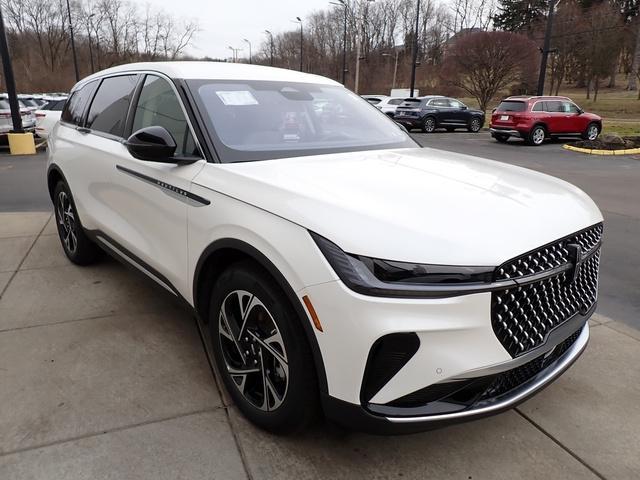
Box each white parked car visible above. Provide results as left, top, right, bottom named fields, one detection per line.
left=374, top=96, right=406, bottom=117
left=47, top=62, right=602, bottom=434
left=361, top=94, right=388, bottom=105
left=35, top=96, right=67, bottom=139
left=0, top=94, right=36, bottom=135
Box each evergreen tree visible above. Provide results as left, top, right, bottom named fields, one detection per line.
left=493, top=0, right=549, bottom=32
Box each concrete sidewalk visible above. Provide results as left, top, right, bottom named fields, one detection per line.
left=0, top=212, right=638, bottom=479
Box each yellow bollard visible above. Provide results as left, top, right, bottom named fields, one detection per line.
left=7, top=132, right=36, bottom=155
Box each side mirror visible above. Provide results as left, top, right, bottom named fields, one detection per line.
left=125, top=126, right=177, bottom=162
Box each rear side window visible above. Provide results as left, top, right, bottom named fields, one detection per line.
left=86, top=75, right=137, bottom=137
left=532, top=102, right=545, bottom=112
left=0, top=100, right=9, bottom=109
left=545, top=101, right=563, bottom=113
left=496, top=101, right=526, bottom=112
left=61, top=81, right=98, bottom=126
left=388, top=98, right=404, bottom=105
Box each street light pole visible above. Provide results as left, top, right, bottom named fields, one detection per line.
left=330, top=1, right=348, bottom=85
left=87, top=13, right=96, bottom=74
left=382, top=48, right=400, bottom=90
left=264, top=30, right=274, bottom=66
left=0, top=4, right=22, bottom=133
left=409, top=0, right=420, bottom=97
left=243, top=38, right=252, bottom=64
left=537, top=0, right=558, bottom=96
left=294, top=17, right=303, bottom=72
left=65, top=0, right=80, bottom=81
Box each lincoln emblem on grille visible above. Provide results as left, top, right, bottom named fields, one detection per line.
left=566, top=243, right=583, bottom=284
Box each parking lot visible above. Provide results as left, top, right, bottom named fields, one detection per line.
left=1, top=135, right=639, bottom=479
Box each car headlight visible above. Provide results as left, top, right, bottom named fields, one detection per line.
left=310, top=232, right=496, bottom=298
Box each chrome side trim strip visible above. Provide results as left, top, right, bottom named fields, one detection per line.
left=116, top=165, right=210, bottom=207
left=386, top=322, right=589, bottom=424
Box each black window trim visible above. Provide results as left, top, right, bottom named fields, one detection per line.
left=82, top=73, right=140, bottom=142
left=123, top=73, right=206, bottom=161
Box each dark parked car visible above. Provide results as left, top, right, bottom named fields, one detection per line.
left=490, top=96, right=602, bottom=146
left=394, top=96, right=485, bottom=133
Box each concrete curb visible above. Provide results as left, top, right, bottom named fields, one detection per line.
left=563, top=144, right=640, bottom=156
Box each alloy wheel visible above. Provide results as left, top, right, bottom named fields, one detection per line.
left=56, top=191, right=77, bottom=254
left=587, top=125, right=599, bottom=141
left=532, top=127, right=545, bottom=145
left=424, top=118, right=436, bottom=133
left=470, top=118, right=481, bottom=132
left=218, top=290, right=289, bottom=412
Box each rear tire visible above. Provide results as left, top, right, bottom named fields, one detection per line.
left=526, top=125, right=546, bottom=146
left=422, top=116, right=436, bottom=133
left=53, top=181, right=101, bottom=265
left=208, top=260, right=319, bottom=434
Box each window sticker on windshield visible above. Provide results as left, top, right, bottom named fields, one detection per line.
left=216, top=90, right=258, bottom=106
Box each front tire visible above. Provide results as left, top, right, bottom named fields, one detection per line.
left=526, top=125, right=546, bottom=146
left=468, top=117, right=482, bottom=133
left=583, top=122, right=600, bottom=141
left=53, top=181, right=101, bottom=265
left=208, top=260, right=319, bottom=434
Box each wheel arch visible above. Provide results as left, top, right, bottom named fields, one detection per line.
left=47, top=164, right=66, bottom=201
left=193, top=238, right=329, bottom=394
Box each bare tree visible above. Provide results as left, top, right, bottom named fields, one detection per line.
left=440, top=31, right=538, bottom=111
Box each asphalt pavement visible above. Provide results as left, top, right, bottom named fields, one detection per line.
left=1, top=135, right=638, bottom=328
left=0, top=150, right=50, bottom=212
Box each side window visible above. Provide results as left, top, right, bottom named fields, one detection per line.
left=389, top=98, right=403, bottom=105
left=532, top=102, right=544, bottom=112
left=546, top=101, right=563, bottom=113
left=61, top=81, right=98, bottom=126
left=132, top=75, right=199, bottom=157
left=565, top=102, right=580, bottom=113
left=86, top=75, right=137, bottom=137
left=449, top=99, right=463, bottom=109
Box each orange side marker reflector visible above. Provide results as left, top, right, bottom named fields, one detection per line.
left=302, top=295, right=323, bottom=332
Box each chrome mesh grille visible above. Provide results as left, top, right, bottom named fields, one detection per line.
left=494, top=223, right=603, bottom=281
left=491, top=224, right=602, bottom=358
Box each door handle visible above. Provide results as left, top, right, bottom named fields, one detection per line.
left=76, top=126, right=90, bottom=134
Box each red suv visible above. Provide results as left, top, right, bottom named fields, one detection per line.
left=490, top=96, right=602, bottom=146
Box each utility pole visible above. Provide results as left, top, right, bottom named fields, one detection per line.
left=537, top=0, right=557, bottom=96
left=0, top=4, right=22, bottom=132
left=409, top=0, right=421, bottom=97
left=65, top=0, right=80, bottom=81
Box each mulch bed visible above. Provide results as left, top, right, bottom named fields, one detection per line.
left=570, top=135, right=640, bottom=150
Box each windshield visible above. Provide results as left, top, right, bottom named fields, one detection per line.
left=496, top=101, right=526, bottom=112
left=188, top=80, right=417, bottom=162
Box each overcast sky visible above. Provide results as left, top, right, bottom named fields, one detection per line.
left=149, top=0, right=333, bottom=60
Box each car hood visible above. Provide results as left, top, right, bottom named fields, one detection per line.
left=194, top=148, right=602, bottom=265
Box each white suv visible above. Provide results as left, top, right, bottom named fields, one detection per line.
left=47, top=62, right=603, bottom=434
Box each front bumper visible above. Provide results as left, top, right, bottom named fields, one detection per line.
left=322, top=322, right=589, bottom=434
